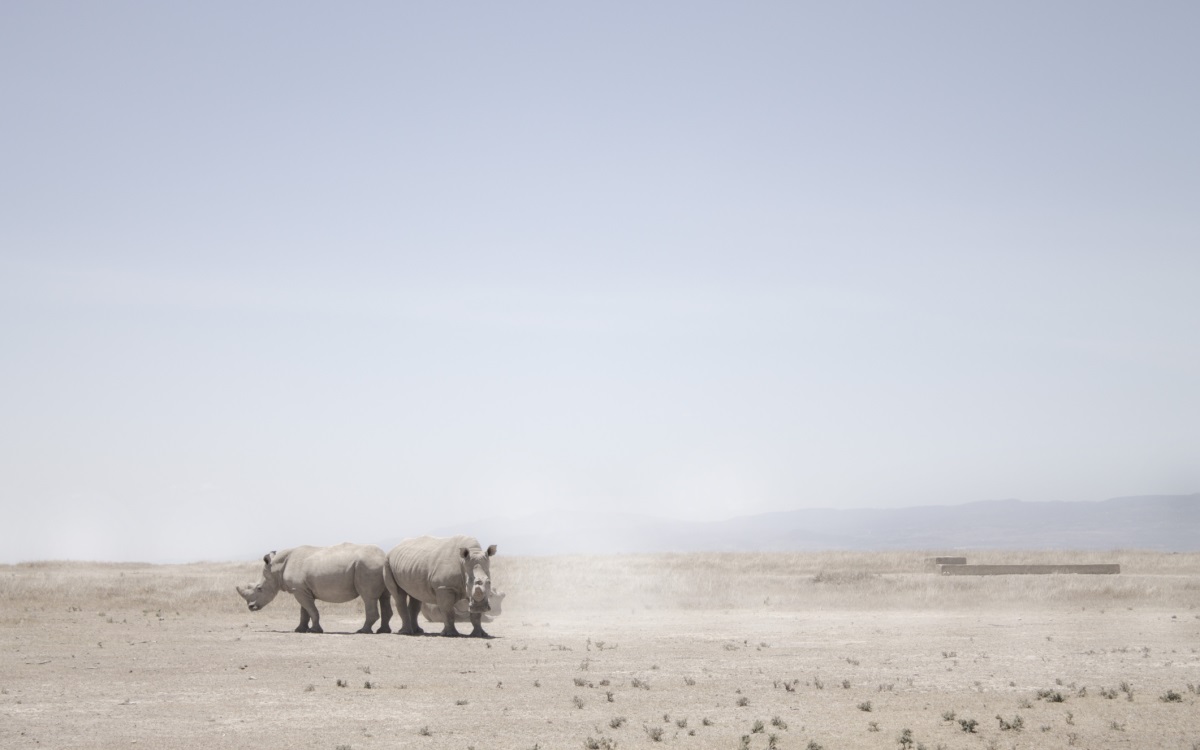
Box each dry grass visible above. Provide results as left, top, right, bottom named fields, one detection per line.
left=496, top=550, right=1200, bottom=612
left=3, top=551, right=1198, bottom=750
left=3, top=550, right=1198, bottom=617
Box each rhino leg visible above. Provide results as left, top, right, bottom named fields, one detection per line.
left=357, top=593, right=380, bottom=634
left=394, top=590, right=422, bottom=636
left=376, top=593, right=393, bottom=634
left=468, top=611, right=490, bottom=638
left=296, top=608, right=311, bottom=633
left=407, top=596, right=425, bottom=635
left=295, top=593, right=323, bottom=634
left=436, top=590, right=462, bottom=637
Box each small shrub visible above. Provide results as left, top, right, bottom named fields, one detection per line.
left=455, top=699, right=468, bottom=706
left=771, top=716, right=787, bottom=730
left=336, top=679, right=347, bottom=688
left=573, top=696, right=585, bottom=709
left=702, top=717, right=714, bottom=726
left=751, top=720, right=765, bottom=733
left=868, top=722, right=880, bottom=732
left=609, top=717, right=626, bottom=729
left=1161, top=690, right=1184, bottom=703
left=897, top=728, right=914, bottom=749
left=996, top=715, right=1024, bottom=731
left=958, top=718, right=978, bottom=733
left=417, top=726, right=431, bottom=737
left=644, top=725, right=663, bottom=742
left=737, top=696, right=749, bottom=707
left=857, top=701, right=873, bottom=712
left=941, top=711, right=955, bottom=722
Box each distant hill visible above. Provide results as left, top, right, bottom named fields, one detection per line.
left=401, top=495, right=1200, bottom=556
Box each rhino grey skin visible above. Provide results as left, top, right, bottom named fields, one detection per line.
left=420, top=589, right=505, bottom=624
left=236, top=543, right=392, bottom=634
left=384, top=535, right=496, bottom=637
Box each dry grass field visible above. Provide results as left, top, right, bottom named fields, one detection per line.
left=3, top=550, right=1199, bottom=749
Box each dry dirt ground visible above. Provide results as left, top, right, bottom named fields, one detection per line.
left=2, top=552, right=1199, bottom=750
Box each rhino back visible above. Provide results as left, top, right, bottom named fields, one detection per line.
left=286, top=544, right=385, bottom=603
left=387, top=535, right=481, bottom=604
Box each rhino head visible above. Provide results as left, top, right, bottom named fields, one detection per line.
left=460, top=543, right=497, bottom=613
left=235, top=551, right=283, bottom=612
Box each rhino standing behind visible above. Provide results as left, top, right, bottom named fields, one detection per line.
left=236, top=543, right=392, bottom=634
left=384, top=535, right=496, bottom=637
left=420, top=589, right=505, bottom=624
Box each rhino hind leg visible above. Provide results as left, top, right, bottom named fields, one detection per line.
left=394, top=589, right=423, bottom=636
left=357, top=592, right=381, bottom=634
left=375, top=593, right=393, bottom=634
left=407, top=596, right=426, bottom=635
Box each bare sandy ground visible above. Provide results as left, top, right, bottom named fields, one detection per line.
left=2, top=554, right=1199, bottom=749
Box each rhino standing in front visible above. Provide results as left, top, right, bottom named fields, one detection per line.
left=236, top=543, right=392, bottom=634
left=384, top=535, right=496, bottom=637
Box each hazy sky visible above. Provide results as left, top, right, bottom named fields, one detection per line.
left=2, top=2, right=1197, bottom=563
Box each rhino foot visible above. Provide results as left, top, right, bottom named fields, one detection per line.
left=309, top=625, right=323, bottom=634
left=469, top=628, right=491, bottom=639
left=295, top=625, right=309, bottom=633
left=376, top=625, right=392, bottom=634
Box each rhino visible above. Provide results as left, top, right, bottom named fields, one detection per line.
left=420, top=589, right=505, bottom=624
left=384, top=535, right=497, bottom=637
left=235, top=543, right=392, bottom=634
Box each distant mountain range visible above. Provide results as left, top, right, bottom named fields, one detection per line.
left=408, top=495, right=1200, bottom=555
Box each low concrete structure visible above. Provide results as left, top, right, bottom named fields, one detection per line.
left=924, top=556, right=968, bottom=571
left=938, top=564, right=1120, bottom=576
left=927, top=556, right=967, bottom=565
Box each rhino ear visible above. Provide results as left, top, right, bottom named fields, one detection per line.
left=263, top=551, right=276, bottom=565
left=486, top=544, right=497, bottom=557
left=460, top=547, right=470, bottom=559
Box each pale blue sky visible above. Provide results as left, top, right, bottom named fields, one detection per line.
left=2, top=2, right=1197, bottom=562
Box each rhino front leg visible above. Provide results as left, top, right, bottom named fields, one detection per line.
left=296, top=607, right=311, bottom=633
left=295, top=593, right=322, bottom=633
left=468, top=611, right=489, bottom=638
left=435, top=589, right=462, bottom=637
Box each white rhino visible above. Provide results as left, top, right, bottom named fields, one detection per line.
left=420, top=589, right=505, bottom=624
left=235, top=543, right=392, bottom=634
left=384, top=535, right=496, bottom=637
